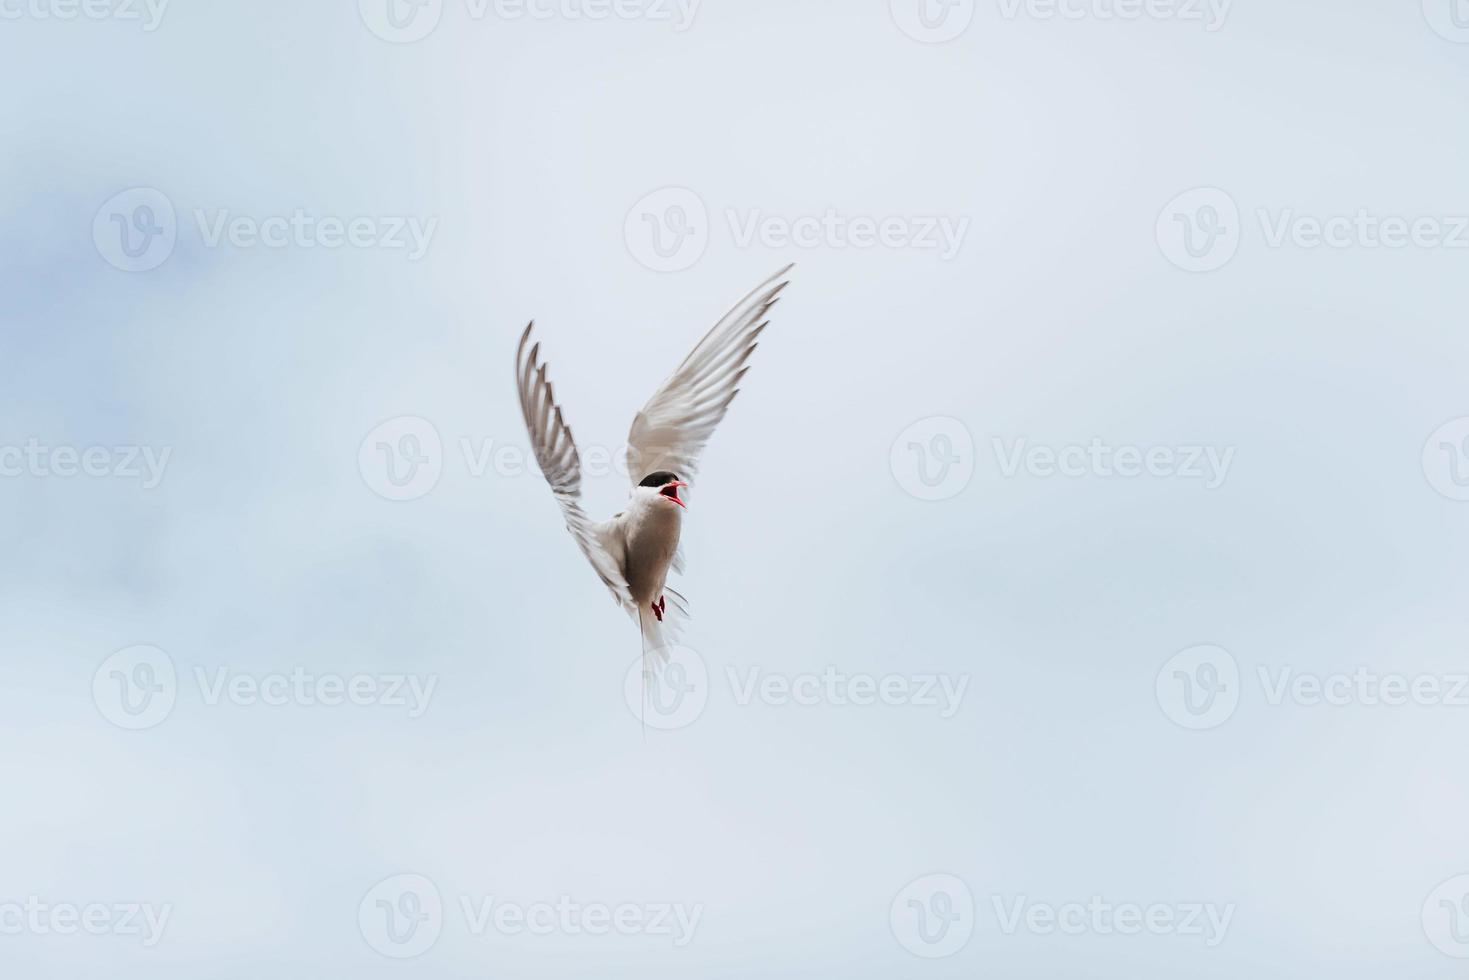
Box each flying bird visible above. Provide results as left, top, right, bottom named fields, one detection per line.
left=515, top=265, right=793, bottom=678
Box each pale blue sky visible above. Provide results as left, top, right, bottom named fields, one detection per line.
left=3, top=1, right=1469, bottom=976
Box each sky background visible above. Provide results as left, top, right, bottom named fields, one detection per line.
left=3, top=0, right=1469, bottom=976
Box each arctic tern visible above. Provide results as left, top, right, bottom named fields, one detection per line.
left=514, top=265, right=793, bottom=676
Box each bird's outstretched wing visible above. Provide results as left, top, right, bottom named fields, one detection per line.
left=516, top=323, right=634, bottom=610
left=625, top=264, right=793, bottom=488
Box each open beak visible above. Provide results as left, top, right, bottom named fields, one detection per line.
left=659, top=480, right=689, bottom=508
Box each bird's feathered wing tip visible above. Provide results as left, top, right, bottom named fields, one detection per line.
left=515, top=320, right=635, bottom=611
left=625, top=264, right=794, bottom=487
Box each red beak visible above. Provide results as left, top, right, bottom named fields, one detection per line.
left=660, top=480, right=689, bottom=508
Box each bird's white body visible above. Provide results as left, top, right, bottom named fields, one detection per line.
left=514, top=265, right=793, bottom=677
left=612, top=489, right=682, bottom=608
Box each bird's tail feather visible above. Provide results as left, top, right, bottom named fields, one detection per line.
left=634, top=591, right=688, bottom=733
left=637, top=603, right=677, bottom=679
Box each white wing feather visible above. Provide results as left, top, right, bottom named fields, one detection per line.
left=625, top=264, right=793, bottom=488
left=516, top=322, right=634, bottom=610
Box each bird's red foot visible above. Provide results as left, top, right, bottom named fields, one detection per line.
left=651, top=597, right=665, bottom=622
